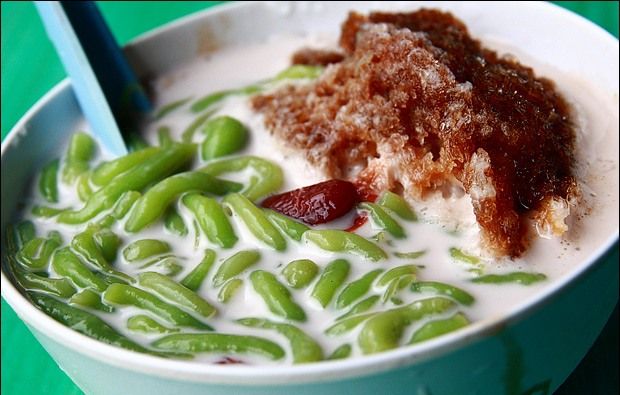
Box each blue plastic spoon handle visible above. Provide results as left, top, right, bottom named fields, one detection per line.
left=35, top=1, right=152, bottom=157
left=61, top=2, right=152, bottom=118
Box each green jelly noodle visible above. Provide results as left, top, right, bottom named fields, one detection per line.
left=282, top=259, right=318, bottom=289
left=200, top=115, right=248, bottom=160
left=6, top=62, right=556, bottom=365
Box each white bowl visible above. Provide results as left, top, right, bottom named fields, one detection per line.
left=2, top=2, right=618, bottom=394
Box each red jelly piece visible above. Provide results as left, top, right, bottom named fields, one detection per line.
left=261, top=179, right=359, bottom=225
left=345, top=213, right=368, bottom=232
left=215, top=357, right=244, bottom=365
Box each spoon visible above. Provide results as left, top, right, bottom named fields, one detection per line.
left=35, top=1, right=152, bottom=157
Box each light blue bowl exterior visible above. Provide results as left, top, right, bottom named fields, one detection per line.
left=2, top=2, right=618, bottom=394
left=29, top=230, right=618, bottom=395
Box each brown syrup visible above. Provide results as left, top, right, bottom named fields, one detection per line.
left=253, top=10, right=577, bottom=257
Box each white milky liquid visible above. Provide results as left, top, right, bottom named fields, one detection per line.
left=18, top=32, right=619, bottom=365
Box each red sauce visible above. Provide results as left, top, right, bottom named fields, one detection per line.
left=345, top=213, right=369, bottom=232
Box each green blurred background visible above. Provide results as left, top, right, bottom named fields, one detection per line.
left=1, top=2, right=618, bottom=394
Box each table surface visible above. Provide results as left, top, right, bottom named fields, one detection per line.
left=1, top=2, right=618, bottom=394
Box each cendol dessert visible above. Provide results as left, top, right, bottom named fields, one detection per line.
left=5, top=9, right=594, bottom=365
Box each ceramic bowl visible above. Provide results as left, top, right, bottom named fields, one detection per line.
left=1, top=2, right=618, bottom=394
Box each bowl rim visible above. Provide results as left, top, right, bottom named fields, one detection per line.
left=1, top=0, right=619, bottom=386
